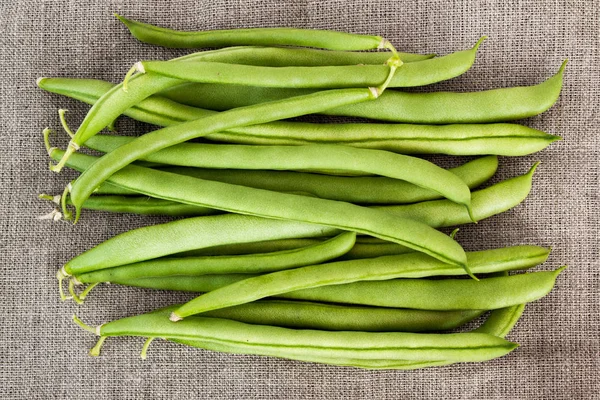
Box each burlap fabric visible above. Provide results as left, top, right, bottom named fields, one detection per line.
left=1, top=1, right=598, bottom=398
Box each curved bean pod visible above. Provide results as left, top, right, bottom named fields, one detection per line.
left=116, top=14, right=390, bottom=51
left=75, top=232, right=355, bottom=282
left=60, top=214, right=338, bottom=277
left=80, top=155, right=497, bottom=204
left=138, top=37, right=484, bottom=89
left=90, top=307, right=518, bottom=363
left=474, top=304, right=526, bottom=337
left=39, top=77, right=559, bottom=156
left=170, top=249, right=552, bottom=319
left=64, top=195, right=219, bottom=216
left=163, top=61, right=567, bottom=123
left=66, top=88, right=394, bottom=219
left=50, top=149, right=468, bottom=269
left=175, top=238, right=412, bottom=259
left=81, top=136, right=474, bottom=211
left=281, top=267, right=565, bottom=310
left=103, top=244, right=550, bottom=293
left=378, top=162, right=539, bottom=227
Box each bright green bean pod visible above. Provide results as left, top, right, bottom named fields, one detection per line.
left=163, top=60, right=567, bottom=123
left=116, top=14, right=389, bottom=51
left=107, top=245, right=550, bottom=294
left=76, top=232, right=356, bottom=282
left=81, top=155, right=496, bottom=204
left=59, top=214, right=338, bottom=278
left=378, top=162, right=539, bottom=227
left=90, top=307, right=517, bottom=363
left=170, top=250, right=553, bottom=319
left=81, top=136, right=474, bottom=211
left=137, top=38, right=483, bottom=89
left=38, top=77, right=559, bottom=156
left=66, top=88, right=393, bottom=219
left=50, top=149, right=468, bottom=269
left=175, top=238, right=412, bottom=259
left=281, top=267, right=565, bottom=310
left=474, top=304, right=526, bottom=337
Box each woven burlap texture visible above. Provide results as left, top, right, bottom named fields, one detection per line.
left=1, top=1, right=598, bottom=399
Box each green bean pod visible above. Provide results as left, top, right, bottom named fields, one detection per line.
left=60, top=214, right=338, bottom=277
left=81, top=155, right=497, bottom=204
left=378, top=162, right=539, bottom=227
left=70, top=195, right=219, bottom=216
left=176, top=238, right=412, bottom=259
left=170, top=249, right=553, bottom=319
left=75, top=232, right=355, bottom=281
left=96, top=245, right=550, bottom=292
left=81, top=135, right=474, bottom=211
left=281, top=267, right=565, bottom=310
left=116, top=14, right=390, bottom=51
left=137, top=37, right=484, bottom=89
left=51, top=149, right=468, bottom=269
left=91, top=307, right=518, bottom=363
left=162, top=61, right=567, bottom=123
left=39, top=77, right=559, bottom=156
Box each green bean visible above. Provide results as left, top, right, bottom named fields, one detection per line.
left=65, top=85, right=411, bottom=218
left=280, top=267, right=565, bottom=310
left=474, top=304, right=526, bottom=337
left=39, top=77, right=559, bottom=156
left=136, top=37, right=484, bottom=89
left=103, top=245, right=550, bottom=294
left=79, top=307, right=518, bottom=364
left=378, top=162, right=539, bottom=227
left=176, top=238, right=412, bottom=259
left=163, top=60, right=567, bottom=123
left=49, top=148, right=468, bottom=270
left=75, top=232, right=355, bottom=283
left=81, top=135, right=474, bottom=211
left=57, top=213, right=339, bottom=297
left=170, top=249, right=553, bottom=319
left=115, top=14, right=393, bottom=51
left=75, top=155, right=496, bottom=204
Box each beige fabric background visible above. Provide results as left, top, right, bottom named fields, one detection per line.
left=1, top=1, right=598, bottom=398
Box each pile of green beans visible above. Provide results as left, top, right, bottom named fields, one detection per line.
left=38, top=15, right=566, bottom=369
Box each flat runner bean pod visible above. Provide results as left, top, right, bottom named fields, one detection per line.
left=75, top=232, right=356, bottom=282
left=65, top=84, right=408, bottom=220
left=97, top=244, right=550, bottom=293
left=81, top=135, right=474, bottom=212
left=169, top=247, right=552, bottom=319
left=163, top=61, right=567, bottom=123
left=135, top=37, right=484, bottom=89
left=39, top=77, right=559, bottom=156
left=76, top=307, right=517, bottom=364
left=49, top=149, right=468, bottom=270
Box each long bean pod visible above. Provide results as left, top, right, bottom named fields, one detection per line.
left=163, top=61, right=567, bottom=123
left=75, top=232, right=356, bottom=282
left=87, top=245, right=550, bottom=293
left=39, top=77, right=559, bottom=156
left=169, top=249, right=553, bottom=319
left=49, top=148, right=468, bottom=270
left=80, top=135, right=474, bottom=211
left=279, top=267, right=565, bottom=310
left=136, top=37, right=484, bottom=89
left=67, top=155, right=496, bottom=204
left=81, top=307, right=518, bottom=364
